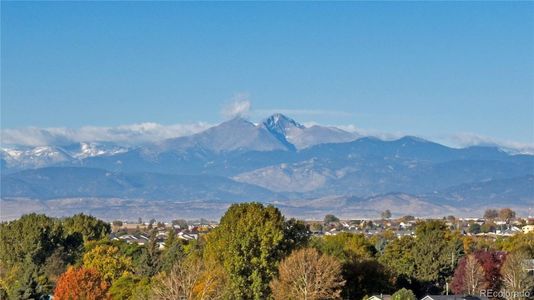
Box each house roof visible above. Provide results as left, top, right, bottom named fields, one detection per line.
left=422, top=295, right=489, bottom=300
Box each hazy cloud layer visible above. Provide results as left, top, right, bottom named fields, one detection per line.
left=2, top=121, right=532, bottom=154
left=1, top=122, right=212, bottom=146
left=438, top=133, right=534, bottom=154
left=221, top=93, right=251, bottom=119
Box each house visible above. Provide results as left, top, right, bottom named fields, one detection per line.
left=522, top=224, right=534, bottom=234
left=421, top=295, right=489, bottom=300
left=368, top=294, right=391, bottom=300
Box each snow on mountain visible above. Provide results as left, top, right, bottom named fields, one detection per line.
left=262, top=114, right=359, bottom=149
left=159, top=117, right=294, bottom=153
left=1, top=142, right=128, bottom=171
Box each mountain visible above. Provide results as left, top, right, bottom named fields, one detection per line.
left=262, top=113, right=358, bottom=149
left=1, top=167, right=281, bottom=202
left=0, top=142, right=128, bottom=172
left=1, top=113, right=533, bottom=219
left=158, top=117, right=293, bottom=153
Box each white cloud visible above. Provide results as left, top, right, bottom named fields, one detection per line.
left=221, top=93, right=251, bottom=119
left=436, top=133, right=534, bottom=154
left=1, top=122, right=213, bottom=147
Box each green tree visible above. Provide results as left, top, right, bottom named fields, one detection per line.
left=378, top=236, right=416, bottom=278
left=109, top=273, right=151, bottom=300
left=204, top=202, right=291, bottom=299
left=392, top=288, right=416, bottom=300
left=160, top=229, right=185, bottom=273
left=0, top=214, right=77, bottom=297
left=468, top=223, right=481, bottom=234
left=311, top=233, right=388, bottom=299
left=312, top=232, right=375, bottom=262
left=381, top=210, right=392, bottom=220
left=412, top=221, right=463, bottom=293
left=62, top=213, right=110, bottom=242
left=324, top=214, right=340, bottom=223
left=137, top=230, right=161, bottom=277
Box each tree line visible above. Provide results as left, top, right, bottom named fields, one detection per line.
left=0, top=203, right=533, bottom=299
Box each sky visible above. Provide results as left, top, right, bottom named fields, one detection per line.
left=1, top=2, right=533, bottom=148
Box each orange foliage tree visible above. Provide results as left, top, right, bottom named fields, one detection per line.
left=54, top=267, right=110, bottom=300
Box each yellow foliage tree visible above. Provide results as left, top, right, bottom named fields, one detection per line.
left=83, top=245, right=133, bottom=283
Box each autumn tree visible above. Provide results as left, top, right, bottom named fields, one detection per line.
left=464, top=254, right=488, bottom=295
left=83, top=245, right=133, bottom=282
left=152, top=256, right=225, bottom=300
left=270, top=248, right=345, bottom=300
left=204, top=202, right=306, bottom=299
left=54, top=267, right=110, bottom=300
left=500, top=251, right=534, bottom=299
left=484, top=209, right=499, bottom=220
left=497, top=232, right=534, bottom=257
left=499, top=208, right=516, bottom=223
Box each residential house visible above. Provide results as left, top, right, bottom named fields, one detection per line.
left=522, top=225, right=534, bottom=234
left=421, top=295, right=489, bottom=300
left=368, top=294, right=391, bottom=300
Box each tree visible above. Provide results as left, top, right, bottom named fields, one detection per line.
left=62, top=213, right=110, bottom=242
left=152, top=256, right=225, bottom=300
left=463, top=254, right=488, bottom=295
left=160, top=229, right=185, bottom=273
left=310, top=223, right=323, bottom=233
left=312, top=232, right=375, bottom=263
left=204, top=202, right=290, bottom=299
left=484, top=209, right=499, bottom=220
left=499, top=208, right=516, bottom=223
left=137, top=230, right=161, bottom=277
left=412, top=221, right=463, bottom=293
left=172, top=219, right=189, bottom=229
left=378, top=236, right=416, bottom=278
left=500, top=251, right=534, bottom=299
left=0, top=213, right=77, bottom=297
left=83, top=245, right=133, bottom=282
left=311, top=233, right=388, bottom=299
left=324, top=214, right=340, bottom=223
left=381, top=210, right=392, bottom=220
left=392, top=288, right=416, bottom=300
left=270, top=248, right=345, bottom=300
left=54, top=267, right=110, bottom=300
left=109, top=273, right=151, bottom=300
left=468, top=223, right=481, bottom=235
left=497, top=232, right=534, bottom=257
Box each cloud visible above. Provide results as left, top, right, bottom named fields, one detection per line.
left=436, top=133, right=534, bottom=154
left=1, top=122, right=213, bottom=147
left=221, top=93, right=251, bottom=119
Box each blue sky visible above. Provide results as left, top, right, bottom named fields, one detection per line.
left=2, top=2, right=533, bottom=145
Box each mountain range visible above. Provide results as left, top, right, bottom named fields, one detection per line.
left=1, top=114, right=533, bottom=220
